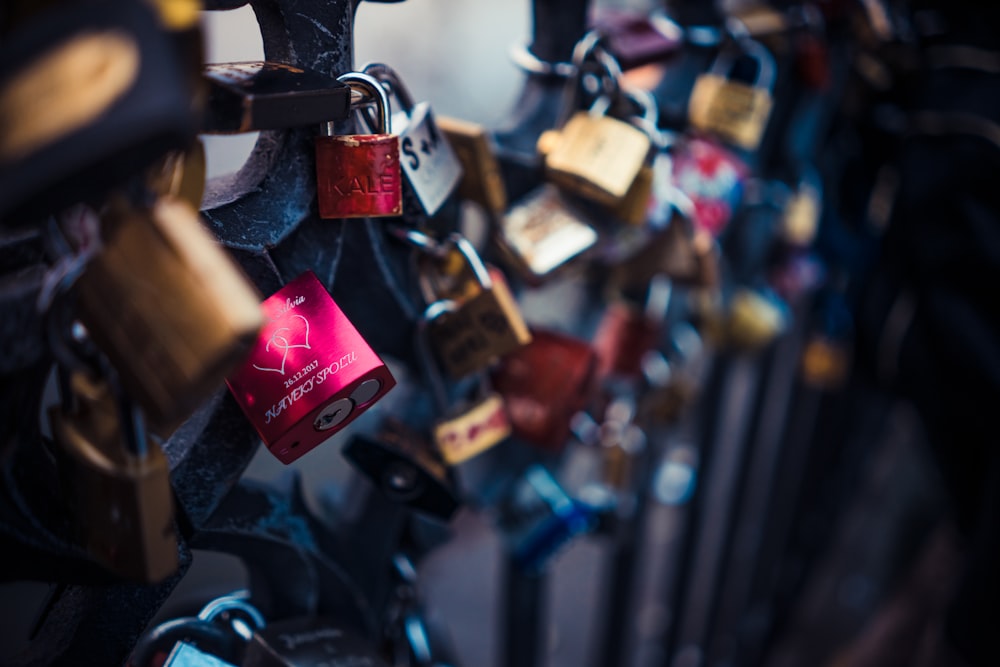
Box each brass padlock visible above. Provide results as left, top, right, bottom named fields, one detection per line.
left=497, top=185, right=599, bottom=285
left=543, top=109, right=652, bottom=207
left=145, top=138, right=206, bottom=210
left=688, top=40, right=776, bottom=151
left=73, top=196, right=263, bottom=434
left=49, top=370, right=178, bottom=582
left=436, top=115, right=508, bottom=215
left=420, top=234, right=531, bottom=379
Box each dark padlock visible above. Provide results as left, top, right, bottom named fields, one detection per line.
left=201, top=61, right=351, bottom=133
left=342, top=418, right=460, bottom=522
left=419, top=234, right=532, bottom=379
left=591, top=9, right=684, bottom=71
left=315, top=71, right=403, bottom=219
left=49, top=370, right=178, bottom=582
left=490, top=328, right=597, bottom=452
left=226, top=271, right=396, bottom=464
left=244, top=616, right=391, bottom=667
left=0, top=0, right=196, bottom=221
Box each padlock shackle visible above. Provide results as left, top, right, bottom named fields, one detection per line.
left=362, top=62, right=416, bottom=113
left=417, top=300, right=460, bottom=414
left=336, top=71, right=392, bottom=134
left=708, top=38, right=777, bottom=92
left=446, top=233, right=494, bottom=291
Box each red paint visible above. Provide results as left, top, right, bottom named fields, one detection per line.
left=315, top=134, right=403, bottom=218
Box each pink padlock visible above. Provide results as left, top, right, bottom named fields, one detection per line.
left=226, top=271, right=396, bottom=463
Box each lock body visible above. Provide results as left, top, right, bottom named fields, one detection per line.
left=342, top=420, right=459, bottom=521
left=75, top=197, right=263, bottom=434
left=395, top=101, right=462, bottom=216
left=201, top=61, right=351, bottom=133
left=499, top=185, right=598, bottom=284
left=433, top=393, right=511, bottom=465
left=544, top=112, right=651, bottom=206
left=436, top=115, right=507, bottom=214
left=610, top=162, right=655, bottom=225
left=490, top=329, right=597, bottom=452
left=49, top=372, right=178, bottom=582
left=226, top=271, right=396, bottom=464
left=594, top=302, right=662, bottom=380
left=427, top=266, right=531, bottom=378
left=670, top=136, right=748, bottom=237
left=315, top=133, right=402, bottom=219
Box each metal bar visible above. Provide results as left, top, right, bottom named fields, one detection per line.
left=502, top=552, right=546, bottom=667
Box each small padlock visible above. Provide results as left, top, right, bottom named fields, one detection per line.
left=609, top=215, right=719, bottom=292
left=490, top=328, right=597, bottom=452
left=593, top=276, right=671, bottom=381
left=49, top=370, right=178, bottom=582
left=416, top=304, right=512, bottom=465
left=364, top=63, right=462, bottom=218
left=779, top=173, right=822, bottom=247
left=592, top=8, right=684, bottom=71
left=420, top=234, right=532, bottom=378
left=800, top=290, right=852, bottom=389
left=497, top=185, right=599, bottom=285
left=638, top=323, right=704, bottom=424
left=242, top=616, right=391, bottom=667
left=688, top=40, right=776, bottom=151
left=726, top=286, right=790, bottom=350
left=435, top=115, right=508, bottom=215
left=73, top=196, right=263, bottom=435
left=226, top=271, right=396, bottom=464
left=146, top=138, right=206, bottom=210
left=342, top=418, right=460, bottom=521
left=315, top=71, right=402, bottom=219
left=201, top=61, right=351, bottom=133
left=543, top=108, right=652, bottom=207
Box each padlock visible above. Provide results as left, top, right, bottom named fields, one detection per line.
left=638, top=323, right=704, bottom=424
left=242, top=616, right=391, bottom=667
left=226, top=271, right=396, bottom=464
left=800, top=290, right=852, bottom=389
left=419, top=234, right=532, bottom=378
left=364, top=63, right=462, bottom=217
left=490, top=328, right=597, bottom=452
left=497, top=465, right=597, bottom=574
left=416, top=303, right=512, bottom=466
left=688, top=40, right=776, bottom=151
left=73, top=196, right=263, bottom=435
left=342, top=418, right=460, bottom=521
left=315, top=71, right=402, bottom=219
left=543, top=109, right=652, bottom=207
left=609, top=215, right=719, bottom=292
left=726, top=286, right=790, bottom=350
left=201, top=61, right=351, bottom=133
left=147, top=592, right=264, bottom=667
left=497, top=185, right=599, bottom=286
left=435, top=115, right=507, bottom=215
left=779, top=174, right=822, bottom=247
left=593, top=275, right=671, bottom=381
left=0, top=0, right=195, bottom=221
left=669, top=135, right=749, bottom=237
left=49, top=370, right=178, bottom=582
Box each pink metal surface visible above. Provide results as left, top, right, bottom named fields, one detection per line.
left=315, top=133, right=403, bottom=219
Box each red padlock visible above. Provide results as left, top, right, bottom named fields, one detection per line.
left=489, top=329, right=597, bottom=452
left=226, top=271, right=396, bottom=463
left=315, top=71, right=403, bottom=219
left=593, top=276, right=671, bottom=380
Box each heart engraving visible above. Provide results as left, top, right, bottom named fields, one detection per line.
left=253, top=314, right=311, bottom=375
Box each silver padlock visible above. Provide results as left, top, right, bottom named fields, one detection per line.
left=364, top=62, right=463, bottom=217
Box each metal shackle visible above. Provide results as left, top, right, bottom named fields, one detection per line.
left=336, top=71, right=393, bottom=134
left=709, top=39, right=777, bottom=92
left=362, top=62, right=417, bottom=114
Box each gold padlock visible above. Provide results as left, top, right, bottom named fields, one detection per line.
left=421, top=234, right=532, bottom=378
left=497, top=185, right=599, bottom=285
left=543, top=110, right=652, bottom=207
left=49, top=370, right=178, bottom=582
left=688, top=41, right=776, bottom=151
left=436, top=115, right=508, bottom=215
left=537, top=128, right=653, bottom=226
left=73, top=196, right=263, bottom=434
left=146, top=138, right=206, bottom=210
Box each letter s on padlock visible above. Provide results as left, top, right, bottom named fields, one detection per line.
left=226, top=271, right=396, bottom=464
left=315, top=71, right=402, bottom=219
left=364, top=63, right=463, bottom=217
